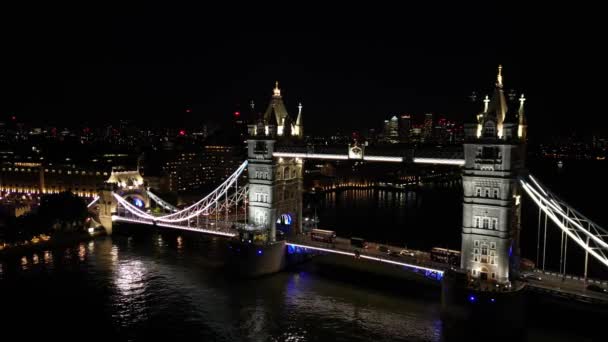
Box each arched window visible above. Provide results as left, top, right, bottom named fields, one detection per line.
left=483, top=121, right=496, bottom=138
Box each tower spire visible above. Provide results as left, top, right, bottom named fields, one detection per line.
left=497, top=65, right=503, bottom=88
left=273, top=81, right=281, bottom=97
left=483, top=95, right=490, bottom=113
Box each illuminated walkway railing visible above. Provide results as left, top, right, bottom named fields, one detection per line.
left=521, top=174, right=608, bottom=277
left=147, top=190, right=178, bottom=212
left=113, top=161, right=248, bottom=224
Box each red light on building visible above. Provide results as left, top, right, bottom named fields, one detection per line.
left=185, top=109, right=192, bottom=113
left=179, top=130, right=186, bottom=136
left=234, top=111, right=240, bottom=117
left=11, top=116, right=16, bottom=121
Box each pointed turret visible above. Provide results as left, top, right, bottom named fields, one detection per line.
left=283, top=115, right=292, bottom=137
left=480, top=65, right=509, bottom=138
left=247, top=100, right=257, bottom=136
left=268, top=105, right=278, bottom=137
left=264, top=81, right=290, bottom=135
left=256, top=113, right=265, bottom=137
left=295, top=102, right=303, bottom=137
left=517, top=94, right=527, bottom=140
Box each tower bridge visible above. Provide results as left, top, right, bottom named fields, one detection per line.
left=91, top=67, right=608, bottom=307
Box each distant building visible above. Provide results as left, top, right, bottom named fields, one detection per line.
left=399, top=114, right=411, bottom=142
left=159, top=145, right=245, bottom=194
left=423, top=113, right=433, bottom=142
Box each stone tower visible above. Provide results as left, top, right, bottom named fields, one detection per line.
left=461, top=65, right=527, bottom=285
left=247, top=84, right=304, bottom=242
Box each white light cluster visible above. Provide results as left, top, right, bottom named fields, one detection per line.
left=273, top=152, right=349, bottom=160
left=363, top=156, right=403, bottom=162
left=413, top=158, right=465, bottom=166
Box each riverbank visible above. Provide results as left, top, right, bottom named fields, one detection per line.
left=0, top=231, right=102, bottom=259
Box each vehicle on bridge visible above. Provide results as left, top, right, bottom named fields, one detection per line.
left=586, top=284, right=608, bottom=294
left=350, top=237, right=368, bottom=248
left=430, top=247, right=461, bottom=266
left=310, top=229, right=336, bottom=243
left=377, top=245, right=392, bottom=255
left=399, top=249, right=415, bottom=257
left=519, top=272, right=542, bottom=281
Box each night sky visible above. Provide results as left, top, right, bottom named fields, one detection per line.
left=3, top=6, right=605, bottom=138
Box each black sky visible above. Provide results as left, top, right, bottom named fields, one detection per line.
left=3, top=5, right=606, bottom=138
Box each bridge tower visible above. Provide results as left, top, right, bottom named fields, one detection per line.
left=97, top=168, right=150, bottom=235
left=460, top=65, right=527, bottom=285
left=98, top=188, right=116, bottom=235
left=247, top=83, right=304, bottom=241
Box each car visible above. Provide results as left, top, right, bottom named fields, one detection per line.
left=399, top=249, right=415, bottom=257
left=586, top=284, right=608, bottom=294
left=520, top=273, right=542, bottom=281
left=377, top=245, right=391, bottom=254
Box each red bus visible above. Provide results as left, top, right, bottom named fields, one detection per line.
left=311, top=229, right=336, bottom=243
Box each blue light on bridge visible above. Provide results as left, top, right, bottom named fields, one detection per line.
left=277, top=214, right=292, bottom=225
left=134, top=198, right=144, bottom=208
left=469, top=295, right=476, bottom=303
left=490, top=298, right=496, bottom=303
left=257, top=250, right=263, bottom=255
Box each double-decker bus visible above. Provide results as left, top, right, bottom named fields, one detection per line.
left=310, top=229, right=336, bottom=243
left=430, top=247, right=461, bottom=266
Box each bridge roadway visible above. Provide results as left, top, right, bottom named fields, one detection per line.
left=525, top=271, right=608, bottom=304
left=285, top=234, right=608, bottom=303
left=286, top=234, right=449, bottom=276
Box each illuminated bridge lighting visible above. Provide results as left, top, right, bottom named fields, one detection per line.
left=363, top=156, right=403, bottom=162
left=285, top=242, right=444, bottom=277
left=272, top=152, right=349, bottom=160
left=413, top=158, right=465, bottom=166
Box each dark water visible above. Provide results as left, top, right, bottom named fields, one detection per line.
left=1, top=159, right=606, bottom=341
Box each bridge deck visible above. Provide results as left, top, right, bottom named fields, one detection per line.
left=286, top=235, right=448, bottom=276
left=112, top=215, right=608, bottom=301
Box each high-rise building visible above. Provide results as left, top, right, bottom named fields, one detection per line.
left=388, top=116, right=399, bottom=140
left=382, top=120, right=390, bottom=138
left=399, top=114, right=411, bottom=142
left=423, top=113, right=433, bottom=142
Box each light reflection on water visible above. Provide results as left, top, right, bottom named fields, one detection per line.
left=0, top=235, right=447, bottom=341
left=0, top=237, right=595, bottom=342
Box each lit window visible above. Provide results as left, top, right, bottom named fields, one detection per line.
left=476, top=187, right=482, bottom=196
left=493, top=188, right=499, bottom=198
left=481, top=245, right=488, bottom=256
left=474, top=217, right=480, bottom=228
left=483, top=218, right=489, bottom=229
